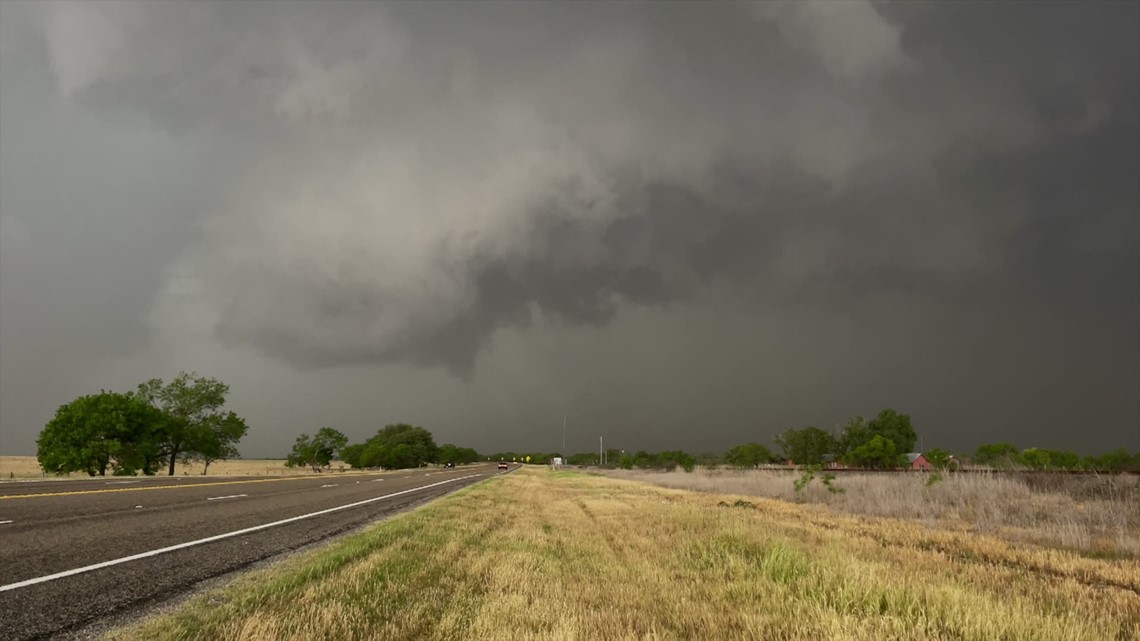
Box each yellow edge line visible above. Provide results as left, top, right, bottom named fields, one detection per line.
left=0, top=471, right=391, bottom=500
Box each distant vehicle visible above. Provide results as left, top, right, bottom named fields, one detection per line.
left=444, top=462, right=455, bottom=468
left=498, top=462, right=509, bottom=470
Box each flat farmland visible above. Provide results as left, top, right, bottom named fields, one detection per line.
left=107, top=467, right=1138, bottom=641
left=0, top=455, right=310, bottom=479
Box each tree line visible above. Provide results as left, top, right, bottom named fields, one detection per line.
left=970, top=443, right=1138, bottom=471
left=36, top=390, right=1135, bottom=478
left=285, top=423, right=480, bottom=472
left=36, top=372, right=248, bottom=476
left=544, top=408, right=1140, bottom=473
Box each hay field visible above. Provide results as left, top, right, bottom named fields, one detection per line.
left=0, top=455, right=46, bottom=479
left=0, top=455, right=310, bottom=480
left=108, top=468, right=1138, bottom=641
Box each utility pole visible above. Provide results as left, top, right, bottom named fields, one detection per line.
left=562, top=415, right=566, bottom=455
left=599, top=436, right=603, bottom=466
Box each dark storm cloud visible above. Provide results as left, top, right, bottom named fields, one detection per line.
left=0, top=1, right=1135, bottom=456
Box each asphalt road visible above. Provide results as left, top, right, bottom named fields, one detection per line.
left=0, top=464, right=506, bottom=640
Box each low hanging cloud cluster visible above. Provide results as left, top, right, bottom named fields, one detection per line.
left=4, top=0, right=1136, bottom=385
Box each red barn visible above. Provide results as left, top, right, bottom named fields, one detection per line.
left=906, top=453, right=934, bottom=470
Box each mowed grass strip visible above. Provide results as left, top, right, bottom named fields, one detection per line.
left=107, top=469, right=1140, bottom=641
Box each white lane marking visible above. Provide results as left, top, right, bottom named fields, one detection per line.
left=320, top=484, right=338, bottom=488
left=0, top=520, right=12, bottom=525
left=0, top=473, right=483, bottom=593
left=105, top=481, right=139, bottom=485
left=370, top=478, right=384, bottom=482
left=206, top=494, right=247, bottom=501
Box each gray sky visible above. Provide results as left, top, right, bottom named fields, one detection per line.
left=1, top=1, right=1137, bottom=458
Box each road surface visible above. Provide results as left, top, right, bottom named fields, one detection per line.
left=0, top=464, right=505, bottom=639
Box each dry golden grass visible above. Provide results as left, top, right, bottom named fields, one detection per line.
left=0, top=455, right=45, bottom=479
left=600, top=468, right=1140, bottom=558
left=0, top=455, right=325, bottom=479
left=107, top=468, right=1139, bottom=641
left=169, top=458, right=299, bottom=476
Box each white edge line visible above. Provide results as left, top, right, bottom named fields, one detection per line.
left=0, top=520, right=12, bottom=525
left=205, top=494, right=248, bottom=501
left=0, top=473, right=482, bottom=592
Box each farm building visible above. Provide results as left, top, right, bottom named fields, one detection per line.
left=905, top=453, right=962, bottom=470
left=822, top=454, right=846, bottom=470
left=905, top=453, right=934, bottom=470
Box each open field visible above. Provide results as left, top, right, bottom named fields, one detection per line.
left=107, top=467, right=1138, bottom=641
left=601, top=467, right=1140, bottom=558
left=0, top=455, right=313, bottom=479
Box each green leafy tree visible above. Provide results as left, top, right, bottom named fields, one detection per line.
left=339, top=443, right=366, bottom=468
left=725, top=442, right=774, bottom=468
left=37, top=391, right=167, bottom=476
left=376, top=443, right=413, bottom=469
left=974, top=442, right=1021, bottom=467
left=437, top=444, right=459, bottom=466
left=847, top=435, right=899, bottom=469
left=835, top=416, right=869, bottom=458
left=1050, top=450, right=1080, bottom=470
left=357, top=444, right=380, bottom=468
left=1019, top=448, right=1080, bottom=470
left=287, top=427, right=348, bottom=472
left=631, top=451, right=657, bottom=469
left=357, top=424, right=439, bottom=470
left=1085, top=448, right=1136, bottom=472
left=1018, top=448, right=1050, bottom=470
left=194, top=411, right=248, bottom=474
left=136, top=372, right=244, bottom=475
left=923, top=448, right=957, bottom=470
left=436, top=444, right=480, bottom=465
left=774, top=427, right=836, bottom=465
left=658, top=450, right=697, bottom=472
left=867, top=409, right=917, bottom=454
left=837, top=410, right=916, bottom=459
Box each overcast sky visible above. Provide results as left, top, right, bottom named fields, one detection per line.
left=1, top=1, right=1137, bottom=458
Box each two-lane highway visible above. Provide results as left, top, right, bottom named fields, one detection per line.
left=0, top=464, right=507, bottom=639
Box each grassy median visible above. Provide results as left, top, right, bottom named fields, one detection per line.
left=107, top=468, right=1139, bottom=641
